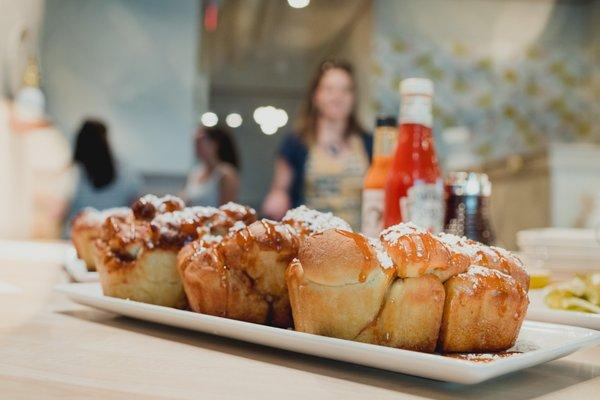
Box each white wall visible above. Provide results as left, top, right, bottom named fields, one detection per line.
left=0, top=0, right=44, bottom=97
left=41, top=0, right=200, bottom=174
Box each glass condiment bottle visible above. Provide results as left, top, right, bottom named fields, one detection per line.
left=361, top=116, right=398, bottom=237
left=444, top=172, right=495, bottom=245
left=383, top=78, right=444, bottom=232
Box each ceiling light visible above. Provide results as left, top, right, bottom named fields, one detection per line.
left=287, top=0, right=310, bottom=9
left=261, top=124, right=278, bottom=135
left=253, top=105, right=288, bottom=135
left=200, top=112, right=218, bottom=127
left=225, top=113, right=242, bottom=128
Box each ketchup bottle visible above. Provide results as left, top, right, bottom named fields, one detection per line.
left=383, top=78, right=444, bottom=231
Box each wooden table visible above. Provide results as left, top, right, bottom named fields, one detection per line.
left=1, top=242, right=600, bottom=399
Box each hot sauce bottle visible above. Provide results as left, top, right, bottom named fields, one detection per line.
left=383, top=78, right=444, bottom=231
left=361, top=116, right=398, bottom=237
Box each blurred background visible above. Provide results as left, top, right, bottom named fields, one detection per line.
left=0, top=0, right=599, bottom=249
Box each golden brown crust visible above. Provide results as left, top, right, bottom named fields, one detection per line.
left=92, top=196, right=255, bottom=308
left=282, top=205, right=353, bottom=237
left=71, top=228, right=98, bottom=270
left=177, top=207, right=351, bottom=328
left=380, top=224, right=471, bottom=282
left=355, top=275, right=445, bottom=352
left=288, top=225, right=529, bottom=353
left=286, top=258, right=395, bottom=340
left=219, top=202, right=257, bottom=228
left=100, top=201, right=255, bottom=255
left=95, top=239, right=187, bottom=308
left=178, top=219, right=299, bottom=327
left=70, top=207, right=132, bottom=270
left=438, top=266, right=529, bottom=353
left=299, top=230, right=377, bottom=286
left=287, top=231, right=444, bottom=350
left=438, top=233, right=530, bottom=292
left=489, top=246, right=530, bottom=292
left=131, top=194, right=185, bottom=220
left=85, top=197, right=531, bottom=354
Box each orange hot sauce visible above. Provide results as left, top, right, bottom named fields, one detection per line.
left=361, top=116, right=398, bottom=238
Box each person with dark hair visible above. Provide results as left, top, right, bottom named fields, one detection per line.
left=262, top=59, right=372, bottom=229
left=181, top=125, right=240, bottom=206
left=63, top=119, right=141, bottom=235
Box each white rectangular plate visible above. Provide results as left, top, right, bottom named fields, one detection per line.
left=63, top=246, right=99, bottom=283
left=527, top=289, right=600, bottom=330
left=55, top=283, right=600, bottom=385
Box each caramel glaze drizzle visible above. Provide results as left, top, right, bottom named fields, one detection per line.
left=334, top=229, right=373, bottom=283
left=231, top=219, right=298, bottom=255
left=220, top=205, right=257, bottom=226
left=260, top=220, right=279, bottom=250
left=211, top=219, right=296, bottom=326
left=234, top=226, right=254, bottom=253
left=393, top=232, right=433, bottom=274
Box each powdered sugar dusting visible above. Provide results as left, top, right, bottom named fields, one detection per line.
left=508, top=340, right=539, bottom=353
left=438, top=233, right=479, bottom=258
left=229, top=220, right=248, bottom=234
left=75, top=207, right=131, bottom=228
left=368, top=238, right=394, bottom=269
left=380, top=223, right=424, bottom=245
left=283, top=205, right=352, bottom=234
left=491, top=246, right=523, bottom=266
left=219, top=202, right=256, bottom=219
left=463, top=265, right=507, bottom=279
left=200, top=234, right=223, bottom=245
left=151, top=206, right=219, bottom=227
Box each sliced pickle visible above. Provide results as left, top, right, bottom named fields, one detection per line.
left=583, top=272, right=600, bottom=306
left=545, top=287, right=600, bottom=314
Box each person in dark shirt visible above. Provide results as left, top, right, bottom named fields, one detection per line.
left=63, top=119, right=141, bottom=236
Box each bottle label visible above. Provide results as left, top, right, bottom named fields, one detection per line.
left=374, top=127, right=398, bottom=157
left=399, top=179, right=444, bottom=233
left=362, top=188, right=385, bottom=238
left=400, top=95, right=432, bottom=128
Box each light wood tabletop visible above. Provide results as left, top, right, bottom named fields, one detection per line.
left=1, top=242, right=600, bottom=399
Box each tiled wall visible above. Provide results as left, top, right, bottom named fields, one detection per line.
left=371, top=0, right=600, bottom=164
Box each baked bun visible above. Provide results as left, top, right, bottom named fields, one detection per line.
left=287, top=222, right=530, bottom=354
left=131, top=194, right=185, bottom=220
left=179, top=220, right=299, bottom=327
left=287, top=229, right=444, bottom=351
left=380, top=223, right=471, bottom=282
left=356, top=275, right=445, bottom=352
left=438, top=266, right=528, bottom=353
left=178, top=206, right=352, bottom=327
left=287, top=230, right=396, bottom=340
left=70, top=207, right=131, bottom=271
left=94, top=196, right=256, bottom=308
left=438, top=233, right=529, bottom=291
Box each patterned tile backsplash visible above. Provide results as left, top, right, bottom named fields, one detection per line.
left=371, top=32, right=600, bottom=163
